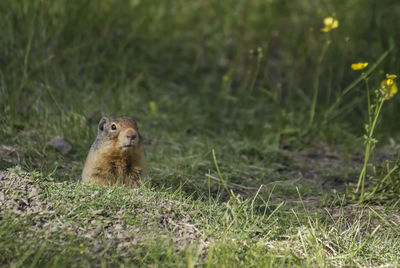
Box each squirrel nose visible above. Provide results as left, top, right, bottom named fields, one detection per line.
left=126, top=134, right=137, bottom=141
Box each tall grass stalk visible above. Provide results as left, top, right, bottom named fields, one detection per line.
left=248, top=47, right=264, bottom=96
left=309, top=40, right=330, bottom=127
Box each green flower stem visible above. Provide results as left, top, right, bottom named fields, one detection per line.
left=365, top=76, right=372, bottom=127
left=356, top=98, right=385, bottom=201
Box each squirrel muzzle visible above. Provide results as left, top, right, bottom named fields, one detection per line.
left=120, top=128, right=138, bottom=149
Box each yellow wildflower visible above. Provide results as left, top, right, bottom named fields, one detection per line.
left=321, top=17, right=339, bottom=32
left=149, top=101, right=158, bottom=115
left=351, top=62, right=368, bottom=71
left=79, top=243, right=85, bottom=254
left=386, top=74, right=397, bottom=79
left=380, top=75, right=398, bottom=99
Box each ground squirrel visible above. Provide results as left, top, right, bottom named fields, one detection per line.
left=81, top=116, right=146, bottom=186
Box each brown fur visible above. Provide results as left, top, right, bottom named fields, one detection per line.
left=81, top=116, right=146, bottom=186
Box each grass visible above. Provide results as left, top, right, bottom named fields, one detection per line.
left=1, top=169, right=400, bottom=267
left=1, top=0, right=400, bottom=266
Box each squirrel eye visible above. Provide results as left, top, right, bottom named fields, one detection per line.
left=111, top=124, right=117, bottom=130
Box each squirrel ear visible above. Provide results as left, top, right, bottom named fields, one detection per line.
left=98, top=117, right=108, bottom=131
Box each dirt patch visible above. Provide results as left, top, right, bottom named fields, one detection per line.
left=0, top=170, right=205, bottom=256
left=0, top=170, right=53, bottom=216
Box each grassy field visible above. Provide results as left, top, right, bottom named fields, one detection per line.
left=1, top=0, right=400, bottom=266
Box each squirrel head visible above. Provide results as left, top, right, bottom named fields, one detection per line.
left=97, top=116, right=141, bottom=151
